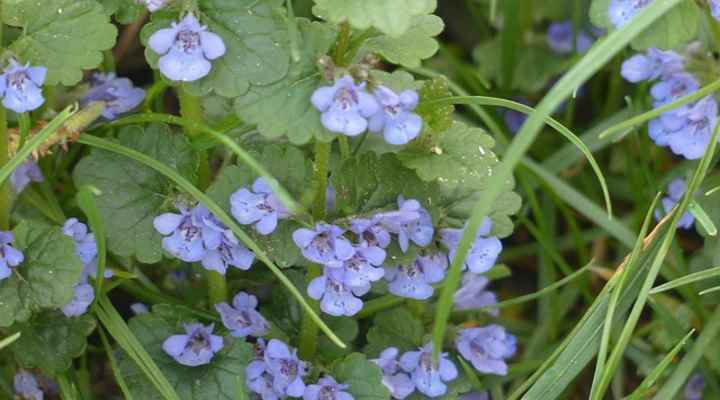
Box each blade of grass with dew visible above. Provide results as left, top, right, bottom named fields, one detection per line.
left=591, top=194, right=660, bottom=396
left=95, top=295, right=180, bottom=400
left=423, top=96, right=613, bottom=217
left=590, top=114, right=720, bottom=400
left=623, top=329, right=695, bottom=400
left=77, top=185, right=108, bottom=299
left=599, top=78, right=720, bottom=140
left=649, top=266, right=720, bottom=294
left=78, top=134, right=345, bottom=349
left=0, top=332, right=20, bottom=351
left=98, top=326, right=135, bottom=400
left=0, top=105, right=76, bottom=185
left=689, top=200, right=717, bottom=236
left=105, top=113, right=306, bottom=218
left=653, top=305, right=720, bottom=399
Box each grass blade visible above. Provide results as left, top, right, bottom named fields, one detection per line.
left=689, top=200, right=717, bottom=236
left=78, top=135, right=346, bottom=349
left=77, top=185, right=108, bottom=299
left=98, top=325, right=135, bottom=400
left=0, top=332, right=20, bottom=351
left=650, top=266, right=720, bottom=294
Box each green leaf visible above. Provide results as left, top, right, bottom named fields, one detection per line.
left=73, top=124, right=198, bottom=264
left=332, top=353, right=390, bottom=400
left=116, top=311, right=254, bottom=400
left=233, top=18, right=337, bottom=144
left=0, top=221, right=83, bottom=327
left=364, top=308, right=423, bottom=356
left=364, top=14, right=444, bottom=68
left=11, top=312, right=95, bottom=374
left=312, top=0, right=435, bottom=37
left=415, top=76, right=455, bottom=134
left=141, top=0, right=290, bottom=97
left=318, top=316, right=358, bottom=362
left=3, top=0, right=118, bottom=85
left=114, top=0, right=145, bottom=24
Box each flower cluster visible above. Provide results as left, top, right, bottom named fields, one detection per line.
left=456, top=325, right=516, bottom=376
left=608, top=0, right=653, bottom=28
left=153, top=203, right=255, bottom=274
left=247, top=339, right=309, bottom=399
left=215, top=291, right=269, bottom=338
left=654, top=178, right=695, bottom=230
left=81, top=73, right=145, bottom=120
left=148, top=14, right=226, bottom=82
left=0, top=60, right=46, bottom=113
left=374, top=343, right=457, bottom=398
left=546, top=21, right=595, bottom=55
left=162, top=323, right=224, bottom=366
left=231, top=177, right=289, bottom=235
left=311, top=75, right=423, bottom=145
left=621, top=47, right=718, bottom=159
left=0, top=231, right=24, bottom=281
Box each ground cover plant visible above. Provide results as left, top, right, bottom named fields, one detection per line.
left=1, top=0, right=720, bottom=399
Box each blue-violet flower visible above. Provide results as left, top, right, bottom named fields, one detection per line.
left=368, top=85, right=423, bottom=145
left=11, top=159, right=43, bottom=194
left=14, top=371, right=43, bottom=400
left=82, top=73, right=145, bottom=120
left=0, top=60, right=46, bottom=113
left=440, top=218, right=502, bottom=274
left=0, top=231, right=24, bottom=281
left=385, top=253, right=448, bottom=300
left=293, top=223, right=355, bottom=268
left=376, top=197, right=434, bottom=253
left=162, top=323, right=223, bottom=366
left=308, top=267, right=368, bottom=316
left=62, top=283, right=95, bottom=317
left=215, top=291, right=268, bottom=338
left=456, top=325, right=517, bottom=376
left=303, top=376, right=354, bottom=400
left=372, top=347, right=415, bottom=400
left=311, top=75, right=380, bottom=136
left=454, top=272, right=498, bottom=315
left=230, top=177, right=289, bottom=235
left=399, top=343, right=458, bottom=398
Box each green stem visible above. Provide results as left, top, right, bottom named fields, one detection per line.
left=298, top=141, right=330, bottom=359
left=0, top=103, right=9, bottom=231
left=176, top=85, right=225, bottom=304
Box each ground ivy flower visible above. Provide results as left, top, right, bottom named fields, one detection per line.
left=0, top=60, right=46, bottom=113
left=247, top=339, right=279, bottom=400
left=385, top=253, right=448, bottom=300
left=293, top=223, right=355, bottom=268
left=311, top=75, right=380, bottom=136
left=377, top=197, right=434, bottom=253
left=368, top=85, right=423, bottom=145
left=230, top=178, right=289, bottom=235
left=264, top=339, right=308, bottom=397
left=620, top=47, right=684, bottom=83
left=441, top=218, right=502, bottom=274
left=215, top=291, right=268, bottom=338
left=649, top=73, right=699, bottom=107
left=711, top=0, right=720, bottom=22
left=154, top=205, right=212, bottom=262
left=198, top=210, right=255, bottom=274
left=650, top=96, right=719, bottom=160
left=131, top=302, right=149, bottom=315
left=456, top=325, right=517, bottom=376
left=454, top=273, right=498, bottom=315
left=341, top=244, right=385, bottom=287
left=684, top=373, right=705, bottom=400
left=62, top=218, right=98, bottom=266
left=11, top=159, right=43, bottom=194
left=62, top=283, right=95, bottom=317
left=372, top=347, right=415, bottom=400
left=399, top=343, right=458, bottom=398
left=308, top=267, right=368, bottom=316
left=546, top=21, right=593, bottom=54
left=655, top=178, right=695, bottom=229
left=304, top=376, right=354, bottom=400
left=148, top=14, right=226, bottom=82
left=82, top=73, right=145, bottom=120
left=350, top=217, right=391, bottom=248
left=162, top=323, right=223, bottom=367
left=0, top=231, right=24, bottom=281
left=14, top=371, right=43, bottom=400
left=608, top=0, right=653, bottom=28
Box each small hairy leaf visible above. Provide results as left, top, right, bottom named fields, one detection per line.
left=73, top=124, right=198, bottom=264
left=364, top=308, right=423, bottom=356
left=3, top=0, right=118, bottom=85
left=11, top=312, right=95, bottom=374
left=0, top=221, right=82, bottom=327
left=332, top=353, right=390, bottom=400
left=364, top=14, right=444, bottom=68
left=312, top=0, right=436, bottom=37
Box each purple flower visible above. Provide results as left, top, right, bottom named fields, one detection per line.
left=620, top=48, right=684, bottom=83
left=247, top=339, right=280, bottom=400
left=0, top=231, right=24, bottom=281
left=263, top=339, right=308, bottom=397
left=368, top=86, right=423, bottom=145
left=62, top=218, right=100, bottom=269
left=385, top=253, right=448, bottom=300
left=341, top=244, right=385, bottom=286
left=650, top=96, right=719, bottom=160
left=376, top=197, right=434, bottom=253
left=608, top=0, right=654, bottom=28
left=303, top=376, right=354, bottom=400
left=684, top=373, right=705, bottom=400
left=139, top=0, right=166, bottom=12
left=654, top=178, right=695, bottom=229
left=11, top=159, right=43, bottom=194
left=311, top=75, right=380, bottom=136
left=440, top=218, right=502, bottom=274
left=711, top=0, right=720, bottom=22
left=230, top=178, right=289, bottom=235
left=546, top=22, right=594, bottom=54
left=162, top=323, right=223, bottom=367
left=308, top=267, right=368, bottom=316
left=198, top=210, right=255, bottom=274
left=148, top=14, right=226, bottom=82
left=131, top=302, right=149, bottom=315
left=456, top=325, right=516, bottom=376
left=62, top=283, right=95, bottom=317
left=399, top=343, right=458, bottom=398
left=82, top=73, right=145, bottom=120
left=650, top=73, right=699, bottom=106
left=215, top=291, right=268, bottom=338
left=350, top=218, right=391, bottom=248
left=153, top=205, right=214, bottom=262
left=14, top=371, right=43, bottom=400
left=372, top=347, right=415, bottom=400
left=293, top=223, right=355, bottom=268
left=0, top=60, right=46, bottom=113
left=454, top=273, right=498, bottom=315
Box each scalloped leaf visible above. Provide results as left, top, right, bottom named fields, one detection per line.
left=364, top=308, right=423, bottom=357
left=364, top=14, right=444, bottom=68
left=3, top=0, right=118, bottom=85
left=312, top=0, right=436, bottom=37
left=332, top=353, right=390, bottom=400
